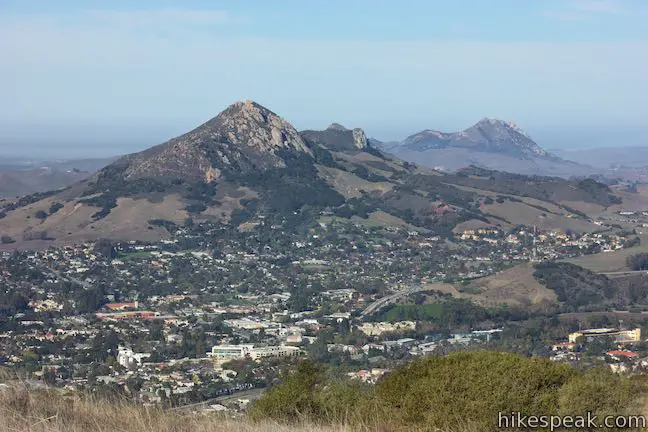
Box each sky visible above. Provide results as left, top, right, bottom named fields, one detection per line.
left=1, top=0, right=647, bottom=157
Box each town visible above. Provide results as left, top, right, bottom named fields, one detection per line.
left=0, top=216, right=645, bottom=413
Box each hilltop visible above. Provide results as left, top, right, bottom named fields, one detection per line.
left=0, top=101, right=625, bottom=247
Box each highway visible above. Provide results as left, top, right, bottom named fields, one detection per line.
left=170, top=388, right=265, bottom=412
left=360, top=284, right=434, bottom=318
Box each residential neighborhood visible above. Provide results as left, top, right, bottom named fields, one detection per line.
left=0, top=217, right=646, bottom=412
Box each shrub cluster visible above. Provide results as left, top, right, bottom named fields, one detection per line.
left=250, top=352, right=646, bottom=431
left=627, top=253, right=648, bottom=271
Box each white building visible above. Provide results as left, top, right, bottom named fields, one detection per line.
left=224, top=318, right=276, bottom=330
left=117, top=347, right=151, bottom=368
left=208, top=344, right=301, bottom=361
left=209, top=344, right=255, bottom=360
left=358, top=321, right=416, bottom=336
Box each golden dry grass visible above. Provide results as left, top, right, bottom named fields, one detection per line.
left=467, top=262, right=557, bottom=307
left=1, top=384, right=483, bottom=432
left=0, top=385, right=344, bottom=432
left=0, top=384, right=489, bottom=432
left=564, top=234, right=648, bottom=272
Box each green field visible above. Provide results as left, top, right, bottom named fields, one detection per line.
left=378, top=303, right=443, bottom=322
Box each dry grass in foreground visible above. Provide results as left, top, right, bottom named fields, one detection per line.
left=0, top=384, right=487, bottom=432
left=0, top=385, right=364, bottom=432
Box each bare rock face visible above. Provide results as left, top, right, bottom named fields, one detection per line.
left=204, top=166, right=222, bottom=183
left=352, top=128, right=368, bottom=150
left=215, top=100, right=312, bottom=155
left=301, top=124, right=369, bottom=152
left=466, top=118, right=547, bottom=157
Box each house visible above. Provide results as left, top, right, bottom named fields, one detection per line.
left=347, top=369, right=389, bottom=383
left=358, top=321, right=416, bottom=336
left=552, top=341, right=575, bottom=352
left=395, top=338, right=417, bottom=348
left=324, top=312, right=351, bottom=322
left=327, top=344, right=359, bottom=355
left=105, top=301, right=139, bottom=311
left=117, top=347, right=151, bottom=368
left=606, top=350, right=639, bottom=361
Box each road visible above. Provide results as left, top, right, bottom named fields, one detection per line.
left=171, top=388, right=265, bottom=412
left=360, top=284, right=434, bottom=318
left=42, top=268, right=92, bottom=289
left=599, top=270, right=648, bottom=278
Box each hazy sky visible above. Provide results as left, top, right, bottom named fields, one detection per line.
left=1, top=0, right=648, bottom=157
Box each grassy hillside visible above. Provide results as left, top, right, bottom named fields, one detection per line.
left=565, top=234, right=648, bottom=272
left=466, top=263, right=557, bottom=307
left=0, top=385, right=349, bottom=432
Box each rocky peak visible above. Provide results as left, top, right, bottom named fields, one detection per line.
left=207, top=100, right=311, bottom=155
left=467, top=117, right=545, bottom=156
left=399, top=118, right=549, bottom=158
left=300, top=124, right=369, bottom=152
left=399, top=129, right=453, bottom=151
left=327, top=123, right=349, bottom=132
left=112, top=101, right=314, bottom=183
left=404, top=129, right=450, bottom=143
left=324, top=122, right=368, bottom=148
left=474, top=117, right=533, bottom=140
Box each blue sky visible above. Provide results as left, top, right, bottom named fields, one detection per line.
left=1, top=0, right=647, bottom=157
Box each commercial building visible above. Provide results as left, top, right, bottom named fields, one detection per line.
left=358, top=321, right=416, bottom=336
left=568, top=328, right=641, bottom=344
left=208, top=344, right=301, bottom=361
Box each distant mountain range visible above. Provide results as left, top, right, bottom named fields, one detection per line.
left=374, top=119, right=597, bottom=177
left=2, top=118, right=643, bottom=199
left=0, top=157, right=116, bottom=198
left=0, top=101, right=630, bottom=247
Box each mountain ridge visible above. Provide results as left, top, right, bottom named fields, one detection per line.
left=375, top=118, right=596, bottom=177
left=396, top=117, right=548, bottom=158
left=0, top=101, right=627, bottom=247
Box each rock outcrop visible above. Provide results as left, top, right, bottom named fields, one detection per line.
left=352, top=128, right=368, bottom=150
left=300, top=124, right=369, bottom=152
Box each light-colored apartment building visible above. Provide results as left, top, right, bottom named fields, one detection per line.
left=209, top=344, right=301, bottom=361
left=568, top=327, right=641, bottom=344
